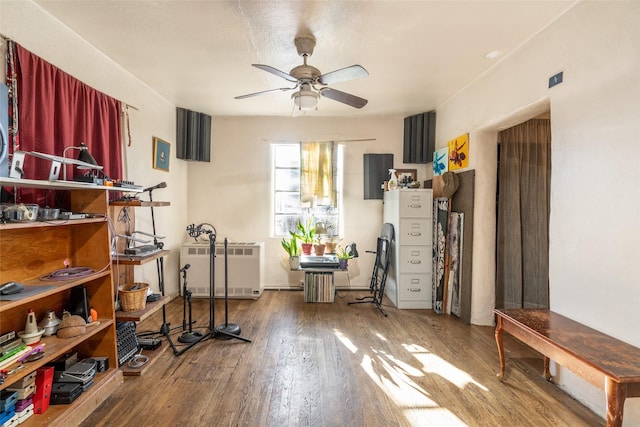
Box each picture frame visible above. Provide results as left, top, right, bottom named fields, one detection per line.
left=395, top=168, right=417, bottom=182
left=153, top=137, right=170, bottom=172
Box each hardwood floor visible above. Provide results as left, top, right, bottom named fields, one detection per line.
left=82, top=290, right=603, bottom=426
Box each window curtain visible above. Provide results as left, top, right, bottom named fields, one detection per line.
left=300, top=141, right=335, bottom=206
left=7, top=41, right=123, bottom=204
left=495, top=119, right=551, bottom=309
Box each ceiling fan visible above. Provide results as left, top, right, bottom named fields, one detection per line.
left=235, top=34, right=369, bottom=110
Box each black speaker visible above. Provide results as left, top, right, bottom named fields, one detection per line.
left=69, top=286, right=90, bottom=323
left=0, top=83, right=8, bottom=178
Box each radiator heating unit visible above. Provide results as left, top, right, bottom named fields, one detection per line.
left=180, top=241, right=264, bottom=299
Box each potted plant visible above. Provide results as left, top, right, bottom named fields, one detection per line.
left=324, top=234, right=339, bottom=254
left=336, top=246, right=353, bottom=270
left=293, top=217, right=315, bottom=255
left=313, top=235, right=325, bottom=256
left=281, top=234, right=300, bottom=269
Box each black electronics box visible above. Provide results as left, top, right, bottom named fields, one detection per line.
left=82, top=356, right=109, bottom=372
left=50, top=352, right=78, bottom=372
left=50, top=383, right=82, bottom=405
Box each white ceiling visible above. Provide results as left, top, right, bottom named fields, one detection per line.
left=35, top=0, right=576, bottom=118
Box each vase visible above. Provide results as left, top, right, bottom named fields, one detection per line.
left=301, top=243, right=313, bottom=255
left=338, top=259, right=348, bottom=270
left=289, top=256, right=300, bottom=270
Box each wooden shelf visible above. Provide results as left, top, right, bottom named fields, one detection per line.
left=112, top=249, right=170, bottom=265
left=19, top=368, right=123, bottom=427
left=119, top=341, right=170, bottom=377
left=109, top=200, right=170, bottom=207
left=0, top=319, right=114, bottom=389
left=0, top=217, right=107, bottom=230
left=0, top=181, right=120, bottom=425
left=0, top=177, right=141, bottom=192
left=0, top=271, right=111, bottom=312
left=115, top=295, right=173, bottom=322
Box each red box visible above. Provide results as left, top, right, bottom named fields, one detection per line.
left=33, top=367, right=53, bottom=414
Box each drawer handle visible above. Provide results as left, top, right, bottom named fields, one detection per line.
left=408, top=204, right=422, bottom=208
left=410, top=279, right=420, bottom=284
left=409, top=232, right=421, bottom=236
left=409, top=260, right=421, bottom=264
left=407, top=288, right=421, bottom=292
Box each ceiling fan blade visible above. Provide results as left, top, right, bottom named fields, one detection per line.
left=252, top=64, right=298, bottom=83
left=320, top=88, right=368, bottom=109
left=235, top=86, right=297, bottom=100
left=318, top=65, right=368, bottom=85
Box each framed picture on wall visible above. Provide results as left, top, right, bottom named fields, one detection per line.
left=153, top=137, right=170, bottom=172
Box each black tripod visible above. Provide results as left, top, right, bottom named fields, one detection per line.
left=174, top=224, right=251, bottom=356
left=177, top=263, right=203, bottom=343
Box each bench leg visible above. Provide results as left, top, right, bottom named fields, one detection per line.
left=543, top=356, right=552, bottom=381
left=495, top=316, right=506, bottom=381
left=605, top=377, right=626, bottom=427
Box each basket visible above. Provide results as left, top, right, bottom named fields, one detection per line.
left=118, top=283, right=149, bottom=312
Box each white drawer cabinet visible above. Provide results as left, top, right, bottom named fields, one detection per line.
left=383, top=189, right=433, bottom=309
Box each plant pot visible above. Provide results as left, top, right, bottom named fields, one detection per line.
left=301, top=243, right=313, bottom=255
left=338, top=259, right=349, bottom=270
left=289, top=256, right=300, bottom=270
left=314, top=244, right=325, bottom=256
left=325, top=242, right=337, bottom=254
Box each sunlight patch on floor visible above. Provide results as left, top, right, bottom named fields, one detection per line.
left=361, top=354, right=437, bottom=408
left=403, top=408, right=468, bottom=426
left=333, top=329, right=358, bottom=353
left=405, top=343, right=488, bottom=391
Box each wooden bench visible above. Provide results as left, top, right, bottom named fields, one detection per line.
left=494, top=309, right=640, bottom=427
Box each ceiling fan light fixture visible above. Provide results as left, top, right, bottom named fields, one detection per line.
left=292, top=88, right=320, bottom=110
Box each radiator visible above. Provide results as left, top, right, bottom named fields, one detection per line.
left=180, top=241, right=264, bottom=299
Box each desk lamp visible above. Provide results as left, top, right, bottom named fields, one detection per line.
left=62, top=143, right=98, bottom=180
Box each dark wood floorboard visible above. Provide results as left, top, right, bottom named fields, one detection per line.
left=81, top=290, right=603, bottom=427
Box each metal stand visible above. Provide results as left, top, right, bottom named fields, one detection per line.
left=174, top=224, right=251, bottom=356
left=214, top=238, right=244, bottom=339
left=146, top=183, right=180, bottom=355
left=348, top=237, right=390, bottom=316
left=177, top=263, right=202, bottom=343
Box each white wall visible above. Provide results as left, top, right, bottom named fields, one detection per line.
left=185, top=116, right=425, bottom=289
left=0, top=1, right=188, bottom=296
left=436, top=1, right=640, bottom=423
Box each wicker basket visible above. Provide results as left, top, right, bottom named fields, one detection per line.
left=118, top=282, right=149, bottom=312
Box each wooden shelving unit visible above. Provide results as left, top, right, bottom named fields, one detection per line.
left=115, top=295, right=172, bottom=323
left=0, top=178, right=126, bottom=426
left=108, top=197, right=173, bottom=376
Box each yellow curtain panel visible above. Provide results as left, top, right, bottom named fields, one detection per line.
left=300, top=141, right=335, bottom=207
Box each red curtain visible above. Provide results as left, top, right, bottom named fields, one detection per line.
left=8, top=42, right=123, bottom=205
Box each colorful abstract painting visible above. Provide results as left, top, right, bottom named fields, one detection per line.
left=447, top=133, right=469, bottom=170
left=433, top=147, right=449, bottom=176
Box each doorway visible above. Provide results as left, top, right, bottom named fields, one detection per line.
left=495, top=116, right=551, bottom=309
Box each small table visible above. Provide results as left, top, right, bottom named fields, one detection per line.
left=494, top=309, right=640, bottom=427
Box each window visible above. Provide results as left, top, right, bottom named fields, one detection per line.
left=273, top=143, right=343, bottom=237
